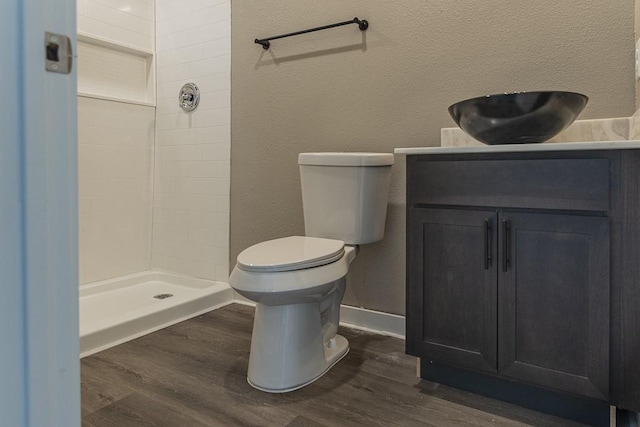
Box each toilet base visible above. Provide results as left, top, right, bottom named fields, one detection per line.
left=247, top=334, right=349, bottom=393
left=245, top=289, right=350, bottom=393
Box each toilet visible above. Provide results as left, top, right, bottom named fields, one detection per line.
left=229, top=152, right=394, bottom=393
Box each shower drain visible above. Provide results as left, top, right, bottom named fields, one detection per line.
left=153, top=293, right=174, bottom=300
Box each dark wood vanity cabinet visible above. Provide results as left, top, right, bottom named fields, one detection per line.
left=408, top=208, right=498, bottom=374
left=405, top=150, right=640, bottom=412
left=497, top=211, right=609, bottom=400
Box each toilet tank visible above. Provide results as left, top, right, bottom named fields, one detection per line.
left=298, top=152, right=394, bottom=245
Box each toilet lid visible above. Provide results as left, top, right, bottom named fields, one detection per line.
left=237, top=236, right=345, bottom=273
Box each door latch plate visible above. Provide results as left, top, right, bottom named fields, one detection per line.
left=45, top=32, right=72, bottom=74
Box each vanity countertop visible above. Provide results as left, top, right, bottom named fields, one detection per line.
left=394, top=140, right=640, bottom=155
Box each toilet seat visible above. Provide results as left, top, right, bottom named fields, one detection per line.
left=231, top=242, right=357, bottom=295
left=237, top=236, right=345, bottom=273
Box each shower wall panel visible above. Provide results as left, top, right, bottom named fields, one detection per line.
left=78, top=97, right=154, bottom=284
left=151, top=0, right=231, bottom=281
left=76, top=0, right=156, bottom=285
left=77, top=0, right=154, bottom=51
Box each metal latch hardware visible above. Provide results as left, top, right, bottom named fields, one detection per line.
left=45, top=32, right=72, bottom=74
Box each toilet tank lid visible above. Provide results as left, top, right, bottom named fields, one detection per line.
left=298, top=152, right=394, bottom=167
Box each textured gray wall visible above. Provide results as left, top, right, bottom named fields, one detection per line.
left=636, top=0, right=640, bottom=108
left=231, top=1, right=635, bottom=315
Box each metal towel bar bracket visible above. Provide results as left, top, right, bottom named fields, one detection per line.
left=254, top=17, right=369, bottom=50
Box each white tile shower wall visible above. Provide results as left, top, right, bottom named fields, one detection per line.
left=77, top=41, right=152, bottom=103
left=78, top=0, right=155, bottom=51
left=152, top=0, right=231, bottom=282
left=78, top=97, right=155, bottom=284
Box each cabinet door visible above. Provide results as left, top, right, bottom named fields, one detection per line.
left=498, top=212, right=609, bottom=400
left=407, top=208, right=498, bottom=373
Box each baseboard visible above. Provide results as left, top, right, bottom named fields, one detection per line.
left=339, top=305, right=405, bottom=339
left=232, top=291, right=255, bottom=306
left=230, top=295, right=406, bottom=339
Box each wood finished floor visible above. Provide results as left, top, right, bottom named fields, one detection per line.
left=81, top=303, right=588, bottom=427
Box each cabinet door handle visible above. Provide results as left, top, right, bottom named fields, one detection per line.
left=502, top=219, right=510, bottom=272
left=484, top=219, right=491, bottom=269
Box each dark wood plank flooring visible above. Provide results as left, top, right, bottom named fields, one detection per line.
left=81, top=304, right=588, bottom=426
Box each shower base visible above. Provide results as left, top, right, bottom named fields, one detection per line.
left=80, top=271, right=233, bottom=357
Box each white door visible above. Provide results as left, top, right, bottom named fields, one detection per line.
left=0, top=0, right=79, bottom=426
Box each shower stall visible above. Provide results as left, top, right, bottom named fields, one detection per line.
left=76, top=0, right=232, bottom=356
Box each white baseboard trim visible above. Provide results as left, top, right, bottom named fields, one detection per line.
left=232, top=291, right=255, bottom=306
left=339, top=305, right=406, bottom=340
left=230, top=295, right=406, bottom=340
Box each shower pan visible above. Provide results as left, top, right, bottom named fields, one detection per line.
left=79, top=271, right=233, bottom=357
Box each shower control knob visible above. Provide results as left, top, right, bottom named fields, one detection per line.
left=178, top=82, right=200, bottom=112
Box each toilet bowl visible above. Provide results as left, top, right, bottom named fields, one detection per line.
left=231, top=236, right=358, bottom=392
left=229, top=152, right=393, bottom=393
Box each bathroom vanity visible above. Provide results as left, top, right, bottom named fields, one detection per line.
left=395, top=142, right=640, bottom=424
